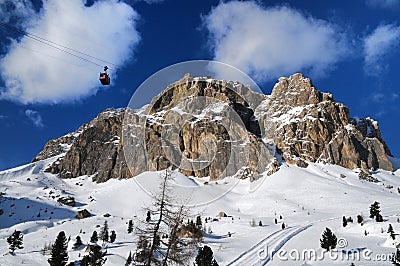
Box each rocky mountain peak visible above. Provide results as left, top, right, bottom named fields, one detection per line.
left=33, top=73, right=394, bottom=183
left=257, top=73, right=393, bottom=171
left=271, top=73, right=334, bottom=107
left=123, top=75, right=276, bottom=180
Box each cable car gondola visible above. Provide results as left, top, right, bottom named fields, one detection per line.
left=99, top=66, right=110, bottom=85
left=0, top=23, right=116, bottom=86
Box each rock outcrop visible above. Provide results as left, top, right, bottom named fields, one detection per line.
left=32, top=133, right=77, bottom=162
left=35, top=75, right=276, bottom=182
left=36, top=109, right=132, bottom=183
left=122, top=75, right=276, bottom=180
left=256, top=73, right=393, bottom=171
left=33, top=73, right=394, bottom=183
left=57, top=196, right=76, bottom=207
left=76, top=209, right=91, bottom=219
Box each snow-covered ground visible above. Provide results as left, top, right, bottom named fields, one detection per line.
left=1, top=157, right=400, bottom=265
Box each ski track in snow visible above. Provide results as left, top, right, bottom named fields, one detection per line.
left=261, top=224, right=313, bottom=266
left=228, top=207, right=400, bottom=266
left=227, top=225, right=312, bottom=266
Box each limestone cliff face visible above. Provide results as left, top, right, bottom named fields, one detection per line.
left=32, top=133, right=77, bottom=162
left=35, top=75, right=276, bottom=182
left=256, top=73, right=393, bottom=171
left=33, top=109, right=132, bottom=182
left=33, top=73, right=394, bottom=183
left=122, top=75, right=276, bottom=181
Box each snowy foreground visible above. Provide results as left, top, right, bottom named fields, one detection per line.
left=1, top=156, right=400, bottom=265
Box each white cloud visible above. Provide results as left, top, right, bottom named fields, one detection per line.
left=0, top=0, right=35, bottom=24
left=24, top=109, right=43, bottom=128
left=363, top=23, right=400, bottom=75
left=202, top=1, right=350, bottom=82
left=0, top=0, right=141, bottom=104
left=366, top=0, right=400, bottom=9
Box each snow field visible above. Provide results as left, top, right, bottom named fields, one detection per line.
left=0, top=156, right=399, bottom=265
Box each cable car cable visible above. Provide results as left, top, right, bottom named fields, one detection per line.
left=17, top=43, right=100, bottom=72
left=0, top=22, right=116, bottom=69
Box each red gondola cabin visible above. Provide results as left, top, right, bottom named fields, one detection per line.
left=99, top=66, right=110, bottom=85
left=99, top=72, right=110, bottom=85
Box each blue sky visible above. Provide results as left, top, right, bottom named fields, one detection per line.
left=0, top=0, right=399, bottom=170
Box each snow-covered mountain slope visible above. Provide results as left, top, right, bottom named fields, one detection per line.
left=1, top=156, right=399, bottom=265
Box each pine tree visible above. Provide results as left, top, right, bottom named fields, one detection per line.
left=161, top=204, right=198, bottom=266
left=320, top=227, right=338, bottom=251
left=195, top=245, right=219, bottom=266
left=388, top=224, right=394, bottom=233
left=357, top=215, right=363, bottom=224
left=212, top=259, right=219, bottom=266
left=90, top=231, right=98, bottom=243
left=135, top=169, right=197, bottom=266
left=392, top=249, right=400, bottom=265
left=259, top=221, right=263, bottom=226
left=134, top=235, right=149, bottom=263
left=127, top=220, right=133, bottom=234
left=370, top=201, right=381, bottom=219
left=343, top=216, right=348, bottom=227
left=392, top=249, right=400, bottom=266
left=99, top=221, right=109, bottom=243
left=110, top=230, right=116, bottom=243
left=73, top=236, right=83, bottom=250
left=48, top=231, right=68, bottom=266
left=146, top=210, right=151, bottom=222
left=388, top=224, right=396, bottom=240
left=81, top=245, right=106, bottom=266
left=153, top=234, right=160, bottom=247
left=125, top=251, right=133, bottom=266
left=376, top=213, right=384, bottom=222
left=7, top=230, right=23, bottom=254
left=274, top=218, right=278, bottom=224
left=196, top=215, right=202, bottom=228
left=282, top=223, right=285, bottom=230
left=391, top=231, right=397, bottom=240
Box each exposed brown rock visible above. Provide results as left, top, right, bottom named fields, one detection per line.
left=218, top=211, right=228, bottom=217
left=32, top=73, right=394, bottom=183
left=44, top=109, right=132, bottom=182
left=57, top=196, right=76, bottom=207
left=32, top=133, right=77, bottom=162
left=76, top=209, right=91, bottom=219
left=256, top=73, right=393, bottom=171
left=123, top=75, right=276, bottom=180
